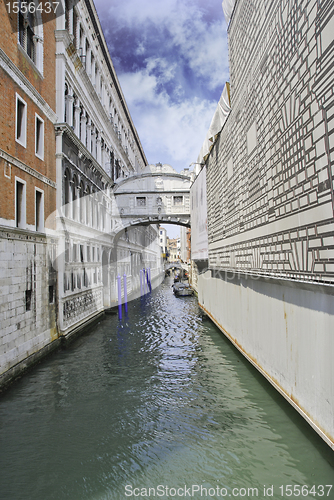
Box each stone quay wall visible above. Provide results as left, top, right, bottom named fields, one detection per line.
left=0, top=228, right=58, bottom=383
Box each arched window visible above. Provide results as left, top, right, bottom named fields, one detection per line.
left=64, top=169, right=71, bottom=217
left=110, top=151, right=115, bottom=182
left=92, top=189, right=96, bottom=227
left=101, top=198, right=106, bottom=231
left=85, top=185, right=91, bottom=225
left=72, top=175, right=78, bottom=220
left=80, top=181, right=85, bottom=224
left=64, top=0, right=71, bottom=32
left=18, top=1, right=43, bottom=72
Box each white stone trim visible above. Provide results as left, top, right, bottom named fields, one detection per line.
left=0, top=48, right=57, bottom=123
left=0, top=148, right=56, bottom=189
left=15, top=176, right=27, bottom=229
left=15, top=93, right=27, bottom=148
left=35, top=113, right=44, bottom=160
left=35, top=187, right=45, bottom=232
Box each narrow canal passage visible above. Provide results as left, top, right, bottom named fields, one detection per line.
left=0, top=278, right=333, bottom=500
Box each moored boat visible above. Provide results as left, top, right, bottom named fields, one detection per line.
left=172, top=282, right=194, bottom=297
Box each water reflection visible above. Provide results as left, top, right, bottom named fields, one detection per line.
left=0, top=278, right=333, bottom=500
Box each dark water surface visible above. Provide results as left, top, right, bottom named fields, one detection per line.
left=0, top=278, right=333, bottom=500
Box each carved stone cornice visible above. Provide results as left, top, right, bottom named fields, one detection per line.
left=0, top=148, right=57, bottom=189
left=54, top=122, right=114, bottom=187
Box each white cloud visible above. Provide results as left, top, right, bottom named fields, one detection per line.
left=94, top=0, right=230, bottom=170
left=119, top=69, right=218, bottom=171
left=96, top=0, right=229, bottom=92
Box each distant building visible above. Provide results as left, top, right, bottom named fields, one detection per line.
left=167, top=237, right=180, bottom=262
left=159, top=226, right=167, bottom=260
left=180, top=226, right=191, bottom=262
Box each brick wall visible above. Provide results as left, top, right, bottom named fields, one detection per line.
left=0, top=3, right=58, bottom=379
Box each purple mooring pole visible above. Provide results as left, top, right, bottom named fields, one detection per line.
left=143, top=268, right=146, bottom=295
left=117, top=274, right=122, bottom=319
left=148, top=267, right=152, bottom=292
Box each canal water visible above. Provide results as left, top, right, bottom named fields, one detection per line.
left=0, top=277, right=333, bottom=500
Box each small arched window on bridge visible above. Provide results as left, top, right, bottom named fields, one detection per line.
left=173, top=196, right=183, bottom=206
left=136, top=197, right=146, bottom=207
left=155, top=176, right=164, bottom=190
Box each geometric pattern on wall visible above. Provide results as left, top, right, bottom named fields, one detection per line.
left=206, top=0, right=334, bottom=283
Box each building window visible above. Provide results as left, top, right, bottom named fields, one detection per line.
left=35, top=114, right=44, bottom=159
left=35, top=188, right=44, bottom=231
left=65, top=242, right=70, bottom=263
left=18, top=2, right=36, bottom=62
left=173, top=196, right=183, bottom=206
left=80, top=245, right=84, bottom=262
left=136, top=197, right=146, bottom=207
left=15, top=94, right=27, bottom=147
left=16, top=178, right=26, bottom=228
left=73, top=243, right=79, bottom=262
left=49, top=285, right=54, bottom=303
left=25, top=289, right=32, bottom=311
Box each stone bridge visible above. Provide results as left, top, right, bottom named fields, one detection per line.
left=113, top=164, right=192, bottom=231
left=164, top=262, right=189, bottom=271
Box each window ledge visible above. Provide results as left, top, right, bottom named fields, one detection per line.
left=17, top=43, right=44, bottom=79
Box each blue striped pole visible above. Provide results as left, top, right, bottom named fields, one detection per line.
left=117, top=274, right=122, bottom=319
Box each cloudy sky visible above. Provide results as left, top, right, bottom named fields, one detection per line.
left=94, top=0, right=230, bottom=173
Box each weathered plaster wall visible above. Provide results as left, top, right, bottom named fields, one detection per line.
left=198, top=271, right=334, bottom=448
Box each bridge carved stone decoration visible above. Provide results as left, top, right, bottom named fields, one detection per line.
left=113, top=164, right=192, bottom=231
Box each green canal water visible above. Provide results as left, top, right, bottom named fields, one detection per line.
left=0, top=278, right=333, bottom=500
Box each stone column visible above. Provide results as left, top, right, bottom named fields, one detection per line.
left=74, top=98, right=81, bottom=137
left=91, top=126, right=96, bottom=158
left=80, top=108, right=86, bottom=146
left=80, top=30, right=86, bottom=68
left=95, top=67, right=100, bottom=92
left=80, top=31, right=86, bottom=56
left=96, top=132, right=102, bottom=165
left=86, top=44, right=92, bottom=76
left=86, top=118, right=92, bottom=153
left=75, top=20, right=81, bottom=50
left=91, top=56, right=96, bottom=85
left=68, top=0, right=74, bottom=35
left=65, top=86, right=74, bottom=127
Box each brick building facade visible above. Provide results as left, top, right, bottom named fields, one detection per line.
left=0, top=2, right=58, bottom=382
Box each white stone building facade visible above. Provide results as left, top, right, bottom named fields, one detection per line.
left=53, top=0, right=162, bottom=336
